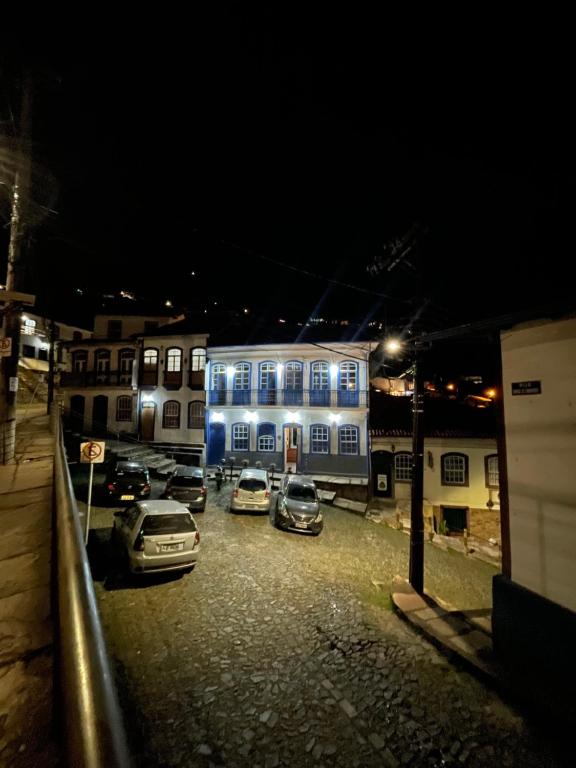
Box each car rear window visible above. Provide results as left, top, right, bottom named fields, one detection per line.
left=117, top=469, right=148, bottom=481
left=239, top=478, right=266, bottom=493
left=171, top=476, right=203, bottom=488
left=287, top=485, right=316, bottom=501
left=141, top=513, right=196, bottom=535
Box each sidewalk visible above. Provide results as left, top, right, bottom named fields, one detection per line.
left=391, top=575, right=498, bottom=679
left=0, top=405, right=60, bottom=767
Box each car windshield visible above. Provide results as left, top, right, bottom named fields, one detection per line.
left=141, top=513, right=196, bottom=535
left=171, top=476, right=203, bottom=488
left=287, top=485, right=316, bottom=501
left=239, top=478, right=266, bottom=493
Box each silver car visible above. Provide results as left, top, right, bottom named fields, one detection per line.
left=112, top=500, right=200, bottom=574
left=230, top=468, right=272, bottom=513
left=273, top=475, right=323, bottom=534
left=163, top=466, right=207, bottom=511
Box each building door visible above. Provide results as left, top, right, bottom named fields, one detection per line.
left=141, top=402, right=156, bottom=441
left=92, top=395, right=109, bottom=435
left=284, top=425, right=301, bottom=471
left=371, top=450, right=393, bottom=498
left=207, top=422, right=225, bottom=465
left=69, top=395, right=85, bottom=434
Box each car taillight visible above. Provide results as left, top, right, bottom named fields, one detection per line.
left=200, top=486, right=207, bottom=496
left=143, top=484, right=151, bottom=492
left=233, top=489, right=239, bottom=497
left=265, top=490, right=270, bottom=499
left=133, top=532, right=145, bottom=551
left=194, top=530, right=200, bottom=545
left=107, top=483, right=116, bottom=491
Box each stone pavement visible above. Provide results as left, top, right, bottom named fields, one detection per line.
left=0, top=404, right=60, bottom=768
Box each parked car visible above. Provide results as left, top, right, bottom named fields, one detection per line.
left=112, top=500, right=200, bottom=575
left=230, top=468, right=272, bottom=513
left=273, top=474, right=323, bottom=534
left=162, top=466, right=207, bottom=511
left=104, top=460, right=151, bottom=502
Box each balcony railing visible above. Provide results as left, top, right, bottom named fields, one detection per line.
left=208, top=389, right=367, bottom=408
left=60, top=370, right=133, bottom=387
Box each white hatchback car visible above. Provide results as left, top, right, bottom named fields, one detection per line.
left=230, top=468, right=272, bottom=513
left=112, top=500, right=200, bottom=575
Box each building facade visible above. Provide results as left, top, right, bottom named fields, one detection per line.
left=205, top=342, right=370, bottom=477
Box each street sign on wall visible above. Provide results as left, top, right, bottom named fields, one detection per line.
left=0, top=337, right=12, bottom=357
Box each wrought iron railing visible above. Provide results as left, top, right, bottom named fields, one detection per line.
left=207, top=389, right=367, bottom=407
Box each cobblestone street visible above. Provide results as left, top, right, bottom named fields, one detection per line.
left=81, top=476, right=568, bottom=768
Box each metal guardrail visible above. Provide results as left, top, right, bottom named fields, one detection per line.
left=52, top=405, right=132, bottom=768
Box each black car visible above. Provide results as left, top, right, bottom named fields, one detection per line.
left=104, top=460, right=151, bottom=502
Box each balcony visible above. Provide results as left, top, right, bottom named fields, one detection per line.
left=60, top=371, right=134, bottom=387
left=188, top=370, right=205, bottom=390
left=207, top=389, right=367, bottom=408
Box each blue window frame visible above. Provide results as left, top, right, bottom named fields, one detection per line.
left=232, top=422, right=249, bottom=451
left=209, top=363, right=227, bottom=406
left=310, top=424, right=330, bottom=454
left=284, top=361, right=303, bottom=406
left=257, top=422, right=275, bottom=452
left=258, top=362, right=277, bottom=405
left=338, top=361, right=359, bottom=407
left=310, top=361, right=330, bottom=406
left=338, top=424, right=359, bottom=455
left=232, top=362, right=251, bottom=405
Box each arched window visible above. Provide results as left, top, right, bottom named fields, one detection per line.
left=163, top=400, right=181, bottom=429
left=232, top=423, right=249, bottom=451
left=119, top=348, right=135, bottom=385
left=284, top=361, right=303, bottom=406
left=485, top=454, right=499, bottom=489
left=116, top=395, right=133, bottom=422
left=338, top=424, right=359, bottom=455
left=72, top=350, right=88, bottom=374
left=394, top=452, right=412, bottom=482
left=142, top=348, right=159, bottom=386
left=210, top=363, right=227, bottom=405
left=95, top=349, right=111, bottom=383
left=257, top=423, right=275, bottom=452
left=233, top=362, right=251, bottom=405
left=441, top=453, right=469, bottom=486
left=188, top=401, right=205, bottom=429
left=189, top=348, right=206, bottom=390
left=310, top=424, right=330, bottom=454
left=338, top=361, right=359, bottom=407
left=258, top=362, right=277, bottom=405
left=165, top=347, right=183, bottom=388
left=310, top=361, right=330, bottom=405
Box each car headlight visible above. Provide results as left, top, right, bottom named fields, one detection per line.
left=315, top=512, right=323, bottom=522
left=279, top=504, right=289, bottom=517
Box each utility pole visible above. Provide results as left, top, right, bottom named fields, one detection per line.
left=0, top=70, right=32, bottom=463
left=409, top=342, right=426, bottom=594
left=47, top=316, right=56, bottom=413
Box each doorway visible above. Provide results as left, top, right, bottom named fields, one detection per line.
left=92, top=395, right=109, bottom=435
left=141, top=402, right=156, bottom=441
left=283, top=425, right=301, bottom=472
left=207, top=422, right=226, bottom=465
left=69, top=394, right=85, bottom=434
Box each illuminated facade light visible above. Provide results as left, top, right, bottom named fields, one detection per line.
left=328, top=412, right=341, bottom=424
left=141, top=393, right=154, bottom=403
left=330, top=364, right=338, bottom=378
left=286, top=411, right=300, bottom=422
left=211, top=411, right=225, bottom=423
left=245, top=411, right=258, bottom=423
left=226, top=366, right=235, bottom=377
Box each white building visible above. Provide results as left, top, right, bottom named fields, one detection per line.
left=205, top=342, right=370, bottom=478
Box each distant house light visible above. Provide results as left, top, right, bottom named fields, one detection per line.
left=278, top=318, right=286, bottom=324
left=165, top=300, right=173, bottom=307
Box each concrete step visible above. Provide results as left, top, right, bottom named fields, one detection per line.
left=152, top=459, right=178, bottom=476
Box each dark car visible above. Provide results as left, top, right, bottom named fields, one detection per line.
left=104, top=460, right=151, bottom=502
left=273, top=474, right=323, bottom=534
left=162, top=466, right=207, bottom=511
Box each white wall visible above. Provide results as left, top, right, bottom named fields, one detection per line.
left=502, top=316, right=576, bottom=613
left=93, top=315, right=176, bottom=339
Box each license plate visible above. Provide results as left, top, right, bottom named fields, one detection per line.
left=120, top=495, right=135, bottom=501
left=295, top=522, right=308, bottom=529
left=161, top=543, right=183, bottom=552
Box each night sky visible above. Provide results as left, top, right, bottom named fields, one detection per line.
left=1, top=14, right=575, bottom=339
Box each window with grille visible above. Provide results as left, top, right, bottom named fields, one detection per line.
left=188, top=401, right=205, bottom=429
left=211, top=363, right=226, bottom=389
left=116, top=396, right=132, bottom=422
left=311, top=362, right=329, bottom=390
left=166, top=348, right=182, bottom=372
left=163, top=400, right=181, bottom=429
left=285, top=361, right=303, bottom=389
left=338, top=425, right=359, bottom=455
left=232, top=423, right=249, bottom=451
left=234, top=362, right=250, bottom=389
left=310, top=424, right=329, bottom=454
left=257, top=423, right=275, bottom=452
left=485, top=454, right=499, bottom=488
left=259, top=362, right=276, bottom=389
left=339, top=361, right=357, bottom=390
left=394, top=452, right=412, bottom=482
left=441, top=453, right=469, bottom=486
left=190, top=348, right=206, bottom=371
left=144, top=349, right=158, bottom=368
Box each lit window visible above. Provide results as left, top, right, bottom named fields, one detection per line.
left=232, top=423, right=249, bottom=451
left=163, top=400, right=181, bottom=429
left=310, top=424, right=329, bottom=454
left=257, top=423, right=275, bottom=452
left=311, top=362, right=329, bottom=390
left=211, top=363, right=226, bottom=390
left=144, top=348, right=158, bottom=368
left=338, top=425, right=359, bottom=455
left=339, top=361, right=357, bottom=391
left=188, top=401, right=205, bottom=429
left=441, top=453, right=468, bottom=486
left=234, top=362, right=250, bottom=390
left=285, top=361, right=303, bottom=390
left=190, top=348, right=206, bottom=371
left=259, top=362, right=276, bottom=390
left=485, top=454, right=499, bottom=489
left=21, top=317, right=36, bottom=335
left=116, top=396, right=132, bottom=422
left=166, top=348, right=182, bottom=372
left=394, top=452, right=412, bottom=482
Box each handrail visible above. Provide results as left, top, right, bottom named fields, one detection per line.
left=52, top=405, right=132, bottom=768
